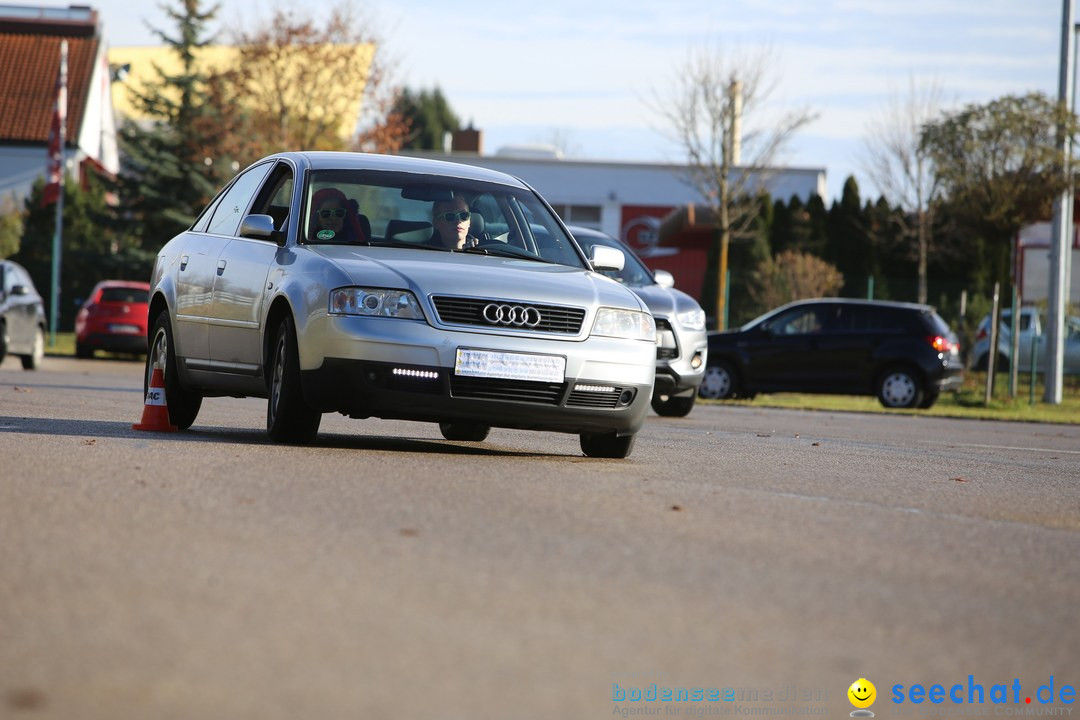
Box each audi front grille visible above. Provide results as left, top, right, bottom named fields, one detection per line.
left=432, top=296, right=586, bottom=334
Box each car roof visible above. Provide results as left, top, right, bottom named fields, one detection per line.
left=779, top=297, right=934, bottom=312
left=95, top=280, right=151, bottom=290
left=266, top=151, right=528, bottom=188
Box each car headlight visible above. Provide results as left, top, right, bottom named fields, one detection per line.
left=677, top=308, right=706, bottom=331
left=591, top=307, right=656, bottom=341
left=329, top=288, right=424, bottom=319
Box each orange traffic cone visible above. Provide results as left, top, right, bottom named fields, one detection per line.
left=133, top=364, right=178, bottom=432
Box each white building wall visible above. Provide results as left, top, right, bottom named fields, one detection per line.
left=406, top=152, right=827, bottom=239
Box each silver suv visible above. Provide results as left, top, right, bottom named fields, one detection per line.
left=567, top=226, right=707, bottom=416
left=145, top=152, right=657, bottom=458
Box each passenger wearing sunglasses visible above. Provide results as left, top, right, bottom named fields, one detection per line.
left=309, top=187, right=367, bottom=243
left=429, top=195, right=475, bottom=250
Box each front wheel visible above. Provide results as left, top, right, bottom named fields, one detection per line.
left=698, top=361, right=740, bottom=399
left=439, top=422, right=491, bottom=441
left=146, top=313, right=202, bottom=429
left=267, top=316, right=322, bottom=444
left=20, top=326, right=45, bottom=369
left=580, top=431, right=636, bottom=459
left=877, top=366, right=924, bottom=409
left=651, top=391, right=696, bottom=417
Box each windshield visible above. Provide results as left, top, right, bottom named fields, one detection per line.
left=571, top=231, right=655, bottom=286
left=304, top=170, right=587, bottom=268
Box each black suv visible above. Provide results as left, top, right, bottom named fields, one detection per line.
left=698, top=298, right=963, bottom=409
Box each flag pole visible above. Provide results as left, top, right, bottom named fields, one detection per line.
left=48, top=40, right=67, bottom=347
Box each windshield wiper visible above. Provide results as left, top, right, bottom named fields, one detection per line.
left=460, top=244, right=555, bottom=263
left=364, top=240, right=449, bottom=252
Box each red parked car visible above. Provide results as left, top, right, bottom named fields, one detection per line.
left=75, top=280, right=150, bottom=358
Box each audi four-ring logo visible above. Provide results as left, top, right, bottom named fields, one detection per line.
left=483, top=303, right=542, bottom=327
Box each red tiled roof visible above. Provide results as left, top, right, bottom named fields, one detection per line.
left=0, top=30, right=97, bottom=144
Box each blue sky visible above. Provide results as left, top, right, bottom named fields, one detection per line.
left=87, top=0, right=1067, bottom=202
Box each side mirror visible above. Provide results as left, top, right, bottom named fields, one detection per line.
left=10, top=284, right=29, bottom=297
left=240, top=214, right=279, bottom=243
left=590, top=245, right=625, bottom=272
left=653, top=269, right=675, bottom=288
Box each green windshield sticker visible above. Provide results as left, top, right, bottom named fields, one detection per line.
left=316, top=229, right=336, bottom=240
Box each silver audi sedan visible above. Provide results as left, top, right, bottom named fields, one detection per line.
left=145, top=152, right=657, bottom=458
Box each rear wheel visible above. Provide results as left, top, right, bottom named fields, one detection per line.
left=20, top=326, right=44, bottom=369
left=651, top=390, right=696, bottom=417
left=75, top=341, right=93, bottom=359
left=579, top=431, right=636, bottom=459
left=439, top=422, right=490, bottom=441
left=146, top=313, right=202, bottom=429
left=267, top=315, right=321, bottom=444
left=698, top=361, right=740, bottom=399
left=877, top=365, right=924, bottom=409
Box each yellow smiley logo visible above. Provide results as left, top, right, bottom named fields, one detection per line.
left=848, top=678, right=876, bottom=709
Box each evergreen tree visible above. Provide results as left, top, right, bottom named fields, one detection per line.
left=394, top=87, right=460, bottom=151
left=825, top=176, right=877, bottom=298
left=116, top=0, right=221, bottom=248
left=13, top=174, right=123, bottom=330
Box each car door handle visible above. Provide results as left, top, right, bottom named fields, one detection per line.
left=217, top=260, right=227, bottom=275
left=180, top=255, right=189, bottom=271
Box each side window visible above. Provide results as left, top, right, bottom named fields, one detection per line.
left=205, top=162, right=274, bottom=237
left=251, top=163, right=294, bottom=234
left=772, top=307, right=824, bottom=335
left=191, top=194, right=224, bottom=233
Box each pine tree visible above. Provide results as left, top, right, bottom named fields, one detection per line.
left=14, top=174, right=121, bottom=329
left=116, top=0, right=221, bottom=249
left=394, top=87, right=461, bottom=151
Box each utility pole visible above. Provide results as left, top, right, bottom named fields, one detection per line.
left=1046, top=0, right=1074, bottom=403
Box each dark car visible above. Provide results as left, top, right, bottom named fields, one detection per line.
left=698, top=298, right=963, bottom=409
left=0, top=259, right=46, bottom=370
left=566, top=226, right=708, bottom=417
left=75, top=280, right=151, bottom=358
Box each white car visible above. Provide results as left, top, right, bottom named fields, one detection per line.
left=567, top=226, right=707, bottom=417
left=145, top=152, right=657, bottom=458
left=973, top=308, right=1080, bottom=374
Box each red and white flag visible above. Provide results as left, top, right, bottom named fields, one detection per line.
left=42, top=40, right=67, bottom=207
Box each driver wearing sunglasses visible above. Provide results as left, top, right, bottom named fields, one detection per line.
left=430, top=195, right=475, bottom=250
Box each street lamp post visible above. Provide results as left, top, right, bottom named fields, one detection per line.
left=1046, top=0, right=1075, bottom=404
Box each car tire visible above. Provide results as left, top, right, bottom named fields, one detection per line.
left=439, top=422, right=491, bottom=441
left=20, top=325, right=44, bottom=370
left=974, top=353, right=1008, bottom=372
left=918, top=390, right=940, bottom=409
left=75, top=341, right=93, bottom=359
left=579, top=431, right=636, bottom=459
left=651, top=391, right=696, bottom=417
left=146, top=312, right=202, bottom=429
left=698, top=361, right=740, bottom=400
left=267, top=315, right=322, bottom=444
left=877, top=365, right=925, bottom=409
left=0, top=321, right=7, bottom=364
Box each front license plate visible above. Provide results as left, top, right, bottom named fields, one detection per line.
left=108, top=324, right=141, bottom=334
left=455, top=348, right=565, bottom=383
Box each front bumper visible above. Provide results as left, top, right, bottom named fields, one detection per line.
left=300, top=315, right=656, bottom=436
left=652, top=320, right=707, bottom=397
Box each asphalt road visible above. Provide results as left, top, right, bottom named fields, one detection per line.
left=2, top=355, right=1079, bottom=719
